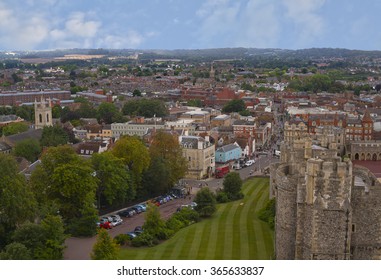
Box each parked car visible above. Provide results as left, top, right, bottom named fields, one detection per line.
left=136, top=203, right=147, bottom=211
left=131, top=206, right=142, bottom=214
left=117, top=209, right=134, bottom=217
left=190, top=202, right=197, bottom=209
left=125, top=232, right=137, bottom=239
left=99, top=221, right=112, bottom=229
left=245, top=160, right=255, bottom=167
left=126, top=208, right=137, bottom=216
left=110, top=215, right=123, bottom=226
left=151, top=198, right=161, bottom=206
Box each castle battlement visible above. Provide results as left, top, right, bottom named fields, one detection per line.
left=272, top=126, right=381, bottom=260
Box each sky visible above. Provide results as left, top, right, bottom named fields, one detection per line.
left=0, top=0, right=380, bottom=51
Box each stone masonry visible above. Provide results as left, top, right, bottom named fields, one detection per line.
left=270, top=126, right=381, bottom=260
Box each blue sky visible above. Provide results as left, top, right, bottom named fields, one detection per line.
left=0, top=0, right=380, bottom=51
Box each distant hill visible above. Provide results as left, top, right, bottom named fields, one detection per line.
left=1, top=47, right=381, bottom=62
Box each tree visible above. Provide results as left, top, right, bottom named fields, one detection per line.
left=122, top=99, right=168, bottom=117
left=133, top=89, right=142, bottom=96
left=222, top=99, right=246, bottom=113
left=149, top=131, right=187, bottom=190
left=13, top=138, right=41, bottom=162
left=97, top=102, right=122, bottom=124
left=15, top=105, right=34, bottom=121
left=2, top=122, right=29, bottom=136
left=51, top=162, right=98, bottom=220
left=51, top=105, right=62, bottom=119
left=0, top=154, right=36, bottom=235
left=29, top=145, right=98, bottom=235
left=112, top=136, right=150, bottom=185
left=91, top=229, right=120, bottom=260
left=223, top=172, right=243, bottom=201
left=142, top=156, right=171, bottom=197
left=187, top=99, right=203, bottom=107
left=40, top=125, right=69, bottom=147
left=91, top=152, right=133, bottom=208
left=0, top=242, right=31, bottom=260
left=194, top=187, right=217, bottom=217
left=143, top=203, right=167, bottom=240
left=11, top=215, right=66, bottom=260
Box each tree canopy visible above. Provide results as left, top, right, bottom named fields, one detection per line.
left=222, top=99, right=246, bottom=113
left=29, top=145, right=98, bottom=236
left=2, top=122, right=29, bottom=136
left=40, top=125, right=69, bottom=147
left=13, top=138, right=41, bottom=162
left=122, top=99, right=168, bottom=117
left=91, top=229, right=119, bottom=260
left=223, top=172, right=243, bottom=201
left=112, top=136, right=150, bottom=180
left=91, top=152, right=133, bottom=209
left=148, top=131, right=187, bottom=190
left=194, top=187, right=217, bottom=217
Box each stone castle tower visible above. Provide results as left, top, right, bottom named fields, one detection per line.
left=270, top=124, right=381, bottom=260
left=34, top=96, right=53, bottom=129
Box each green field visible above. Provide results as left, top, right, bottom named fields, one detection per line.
left=119, top=177, right=274, bottom=260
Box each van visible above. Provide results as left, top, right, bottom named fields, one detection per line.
left=274, top=150, right=281, bottom=156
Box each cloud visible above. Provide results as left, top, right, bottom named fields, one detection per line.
left=194, top=0, right=280, bottom=48
left=235, top=0, right=280, bottom=48
left=96, top=30, right=158, bottom=49
left=0, top=3, right=49, bottom=50
left=282, top=0, right=326, bottom=47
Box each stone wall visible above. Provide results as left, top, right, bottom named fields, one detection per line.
left=351, top=166, right=381, bottom=259
left=274, top=165, right=298, bottom=259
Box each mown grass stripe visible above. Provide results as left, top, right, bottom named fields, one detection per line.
left=232, top=201, right=243, bottom=259
left=195, top=219, right=212, bottom=259
left=253, top=183, right=272, bottom=259
left=118, top=178, right=274, bottom=260
left=177, top=225, right=197, bottom=259
left=214, top=202, right=233, bottom=259
left=222, top=199, right=240, bottom=259
left=204, top=203, right=227, bottom=259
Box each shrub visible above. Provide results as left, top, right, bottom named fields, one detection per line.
left=131, top=232, right=158, bottom=247
left=173, top=207, right=200, bottom=224
left=257, top=198, right=276, bottom=230
left=216, top=191, right=229, bottom=203
left=114, top=234, right=130, bottom=246
left=166, top=216, right=185, bottom=232
left=194, top=187, right=217, bottom=217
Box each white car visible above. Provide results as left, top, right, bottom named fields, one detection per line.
left=110, top=215, right=123, bottom=226
left=245, top=160, right=255, bottom=167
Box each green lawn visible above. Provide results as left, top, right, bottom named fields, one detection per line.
left=118, top=177, right=274, bottom=260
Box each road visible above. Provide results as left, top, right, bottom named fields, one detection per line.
left=63, top=155, right=279, bottom=260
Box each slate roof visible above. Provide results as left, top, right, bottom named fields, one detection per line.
left=5, top=128, right=43, bottom=146
left=0, top=115, right=19, bottom=122
left=181, top=136, right=203, bottom=149
left=216, top=143, right=240, bottom=153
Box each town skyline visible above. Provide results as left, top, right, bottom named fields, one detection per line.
left=0, top=0, right=380, bottom=51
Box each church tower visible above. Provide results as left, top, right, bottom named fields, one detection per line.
left=34, top=96, right=53, bottom=129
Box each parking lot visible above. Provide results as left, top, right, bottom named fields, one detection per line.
left=64, top=194, right=195, bottom=260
